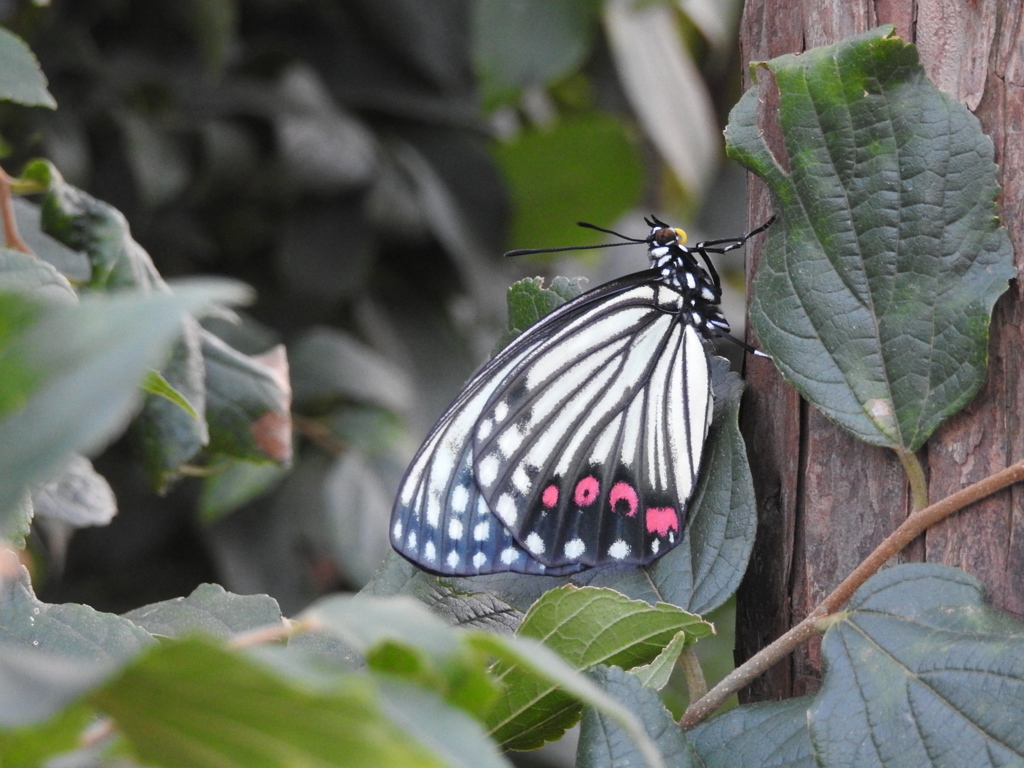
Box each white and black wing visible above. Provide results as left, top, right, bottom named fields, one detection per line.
left=390, top=273, right=713, bottom=576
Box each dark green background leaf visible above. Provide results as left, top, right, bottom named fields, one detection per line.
left=495, top=114, right=645, bottom=249
left=472, top=0, right=600, bottom=104
left=0, top=282, right=247, bottom=534
left=0, top=27, right=56, bottom=108
left=727, top=26, right=1015, bottom=451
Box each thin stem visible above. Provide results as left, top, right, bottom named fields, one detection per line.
left=681, top=457, right=1024, bottom=730
left=896, top=447, right=929, bottom=511
left=0, top=165, right=32, bottom=254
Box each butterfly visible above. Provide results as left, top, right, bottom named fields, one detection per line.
left=391, top=215, right=774, bottom=576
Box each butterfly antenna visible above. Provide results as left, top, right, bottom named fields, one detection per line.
left=504, top=222, right=646, bottom=258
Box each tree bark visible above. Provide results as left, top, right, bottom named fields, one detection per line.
left=735, top=0, right=1024, bottom=702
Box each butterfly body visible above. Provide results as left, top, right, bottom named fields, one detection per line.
left=391, top=216, right=772, bottom=576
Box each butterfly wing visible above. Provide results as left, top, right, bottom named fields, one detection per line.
left=391, top=272, right=713, bottom=575
left=472, top=281, right=712, bottom=568
left=391, top=276, right=651, bottom=576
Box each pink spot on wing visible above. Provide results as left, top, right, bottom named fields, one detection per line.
left=542, top=484, right=559, bottom=508
left=609, top=482, right=638, bottom=517
left=574, top=476, right=600, bottom=507
left=646, top=507, right=679, bottom=537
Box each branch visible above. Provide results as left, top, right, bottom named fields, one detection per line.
left=681, top=457, right=1024, bottom=729
left=0, top=165, right=32, bottom=254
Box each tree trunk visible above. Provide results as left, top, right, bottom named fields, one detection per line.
left=735, top=0, right=1024, bottom=702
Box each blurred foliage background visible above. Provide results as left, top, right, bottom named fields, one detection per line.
left=0, top=0, right=749, bottom=633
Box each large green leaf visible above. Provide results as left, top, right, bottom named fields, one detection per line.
left=809, top=563, right=1024, bottom=767
left=688, top=696, right=815, bottom=768
left=0, top=551, right=152, bottom=660
left=123, top=584, right=283, bottom=640
left=91, top=637, right=448, bottom=768
left=486, top=586, right=711, bottom=750
left=577, top=665, right=698, bottom=768
left=727, top=26, right=1015, bottom=451
left=300, top=593, right=501, bottom=716
left=470, top=632, right=664, bottom=767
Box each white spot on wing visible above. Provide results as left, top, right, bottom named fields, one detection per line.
left=473, top=521, right=490, bottom=540
left=426, top=494, right=442, bottom=527
left=495, top=493, right=518, bottom=526
left=494, top=401, right=509, bottom=422
left=473, top=552, right=487, bottom=568
left=423, top=541, right=436, bottom=562
left=500, top=547, right=519, bottom=565
left=608, top=540, right=630, bottom=559
left=564, top=538, right=586, bottom=559
left=451, top=485, right=469, bottom=514
left=407, top=531, right=417, bottom=550
left=448, top=519, right=463, bottom=540
left=511, top=465, right=531, bottom=495
left=392, top=520, right=403, bottom=539
left=525, top=532, right=545, bottom=555
left=446, top=550, right=460, bottom=568
left=477, top=419, right=493, bottom=440
left=498, top=425, right=524, bottom=457
left=478, top=454, right=500, bottom=486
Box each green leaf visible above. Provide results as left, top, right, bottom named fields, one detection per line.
left=0, top=27, right=56, bottom=108
left=375, top=678, right=515, bottom=768
left=472, top=0, right=600, bottom=105
left=0, top=703, right=93, bottom=767
left=90, top=637, right=448, bottom=768
left=486, top=586, right=711, bottom=749
left=0, top=492, right=31, bottom=547
left=123, top=584, right=283, bottom=640
left=27, top=161, right=167, bottom=291
left=134, top=320, right=208, bottom=491
left=0, top=248, right=76, bottom=303
left=300, top=593, right=501, bottom=716
left=11, top=197, right=90, bottom=283
left=727, top=26, right=1016, bottom=451
left=141, top=369, right=200, bottom=421
left=495, top=114, right=644, bottom=249
left=31, top=453, right=116, bottom=528
left=0, top=550, right=153, bottom=660
left=199, top=458, right=289, bottom=523
left=688, top=696, right=815, bottom=768
left=630, top=631, right=691, bottom=691
left=504, top=276, right=586, bottom=337
left=808, top=563, right=1024, bottom=767
left=361, top=551, right=526, bottom=635
left=289, top=326, right=412, bottom=413
left=471, top=632, right=664, bottom=767
left=578, top=665, right=698, bottom=768
left=0, top=281, right=248, bottom=525
left=203, top=332, right=292, bottom=464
